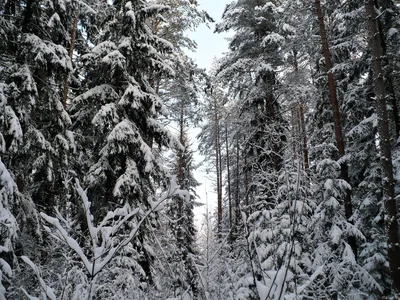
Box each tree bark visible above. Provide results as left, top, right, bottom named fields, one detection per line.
left=366, top=0, right=400, bottom=293
left=235, top=139, right=240, bottom=231
left=214, top=98, right=222, bottom=233
left=225, top=123, right=232, bottom=230
left=299, top=103, right=309, bottom=170
left=244, top=155, right=249, bottom=207
left=314, top=0, right=357, bottom=258
left=291, top=106, right=299, bottom=165
left=218, top=123, right=223, bottom=223
left=178, top=99, right=184, bottom=220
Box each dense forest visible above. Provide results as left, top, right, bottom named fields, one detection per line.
left=1, top=0, right=400, bottom=299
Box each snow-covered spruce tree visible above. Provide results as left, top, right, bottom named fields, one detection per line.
left=69, top=0, right=180, bottom=296
left=197, top=81, right=225, bottom=235
left=0, top=0, right=79, bottom=296
left=16, top=178, right=185, bottom=300
left=157, top=55, right=206, bottom=298
left=323, top=0, right=393, bottom=295
left=302, top=2, right=384, bottom=296
left=372, top=0, right=400, bottom=141
left=0, top=158, right=18, bottom=300
left=306, top=134, right=381, bottom=298
left=4, top=0, right=76, bottom=214
left=365, top=0, right=400, bottom=294
left=216, top=0, right=287, bottom=204
left=312, top=0, right=360, bottom=259
left=213, top=1, right=310, bottom=298
left=148, top=0, right=212, bottom=50
left=161, top=134, right=201, bottom=299
left=307, top=1, right=400, bottom=297
left=0, top=15, right=20, bottom=297
left=278, top=0, right=315, bottom=171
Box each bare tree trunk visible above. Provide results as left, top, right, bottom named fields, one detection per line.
left=178, top=101, right=184, bottom=220
left=244, top=155, right=249, bottom=207
left=235, top=139, right=240, bottom=232
left=225, top=123, right=232, bottom=231
left=291, top=51, right=300, bottom=166
left=62, top=10, right=79, bottom=109
left=214, top=99, right=222, bottom=233
left=218, top=125, right=223, bottom=222
left=366, top=0, right=400, bottom=293
left=299, top=103, right=309, bottom=170
left=291, top=106, right=299, bottom=165
left=314, top=0, right=357, bottom=258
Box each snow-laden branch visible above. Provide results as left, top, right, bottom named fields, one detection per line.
left=20, top=256, right=57, bottom=300
left=40, top=178, right=181, bottom=281
left=18, top=177, right=185, bottom=299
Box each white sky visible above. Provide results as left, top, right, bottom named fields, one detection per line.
left=184, top=0, right=232, bottom=230
left=186, top=0, right=231, bottom=70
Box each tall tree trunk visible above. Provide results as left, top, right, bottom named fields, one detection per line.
left=374, top=0, right=400, bottom=140
left=225, top=123, right=232, bottom=231
left=244, top=155, right=249, bottom=207
left=366, top=0, right=400, bottom=293
left=299, top=103, right=309, bottom=170
left=178, top=100, right=184, bottom=219
left=177, top=98, right=184, bottom=245
left=214, top=99, right=222, bottom=233
left=291, top=106, right=299, bottom=165
left=235, top=138, right=241, bottom=234
left=62, top=10, right=79, bottom=109
left=218, top=124, right=223, bottom=223
left=314, top=0, right=357, bottom=258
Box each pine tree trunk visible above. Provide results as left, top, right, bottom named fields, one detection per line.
left=225, top=123, right=232, bottom=231
left=177, top=98, right=184, bottom=245
left=218, top=124, right=223, bottom=222
left=314, top=0, right=357, bottom=257
left=235, top=139, right=241, bottom=232
left=214, top=99, right=222, bottom=233
left=366, top=0, right=400, bottom=293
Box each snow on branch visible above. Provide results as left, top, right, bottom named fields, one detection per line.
left=39, top=177, right=182, bottom=284
left=20, top=256, right=57, bottom=300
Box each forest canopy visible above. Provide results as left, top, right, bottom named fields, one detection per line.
left=1, top=0, right=400, bottom=299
